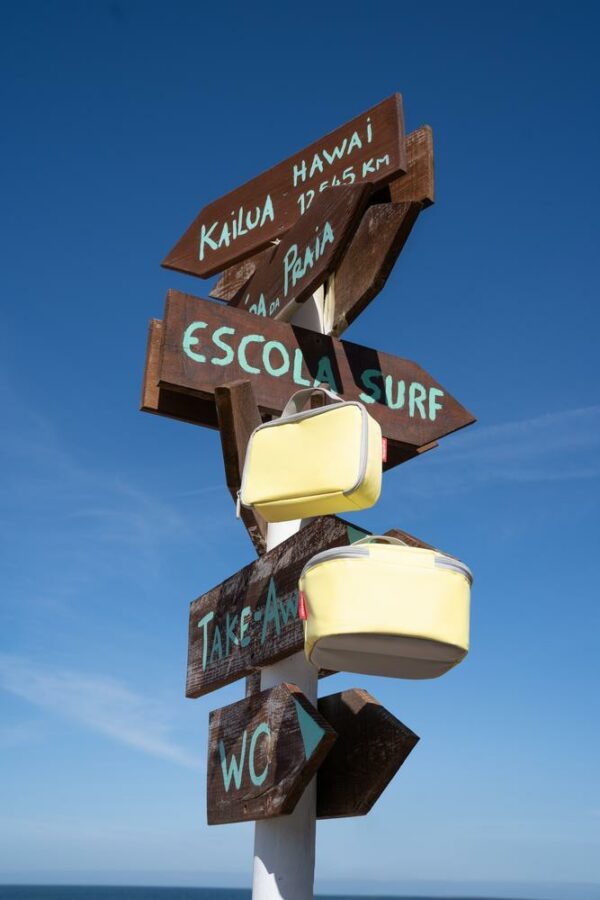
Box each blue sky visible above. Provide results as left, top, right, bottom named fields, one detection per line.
left=1, top=1, right=599, bottom=897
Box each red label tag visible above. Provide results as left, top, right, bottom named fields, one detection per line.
left=382, top=436, right=388, bottom=463
left=298, top=590, right=307, bottom=620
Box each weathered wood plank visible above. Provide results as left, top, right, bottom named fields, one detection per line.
left=387, top=125, right=434, bottom=207
left=214, top=380, right=268, bottom=555
left=163, top=95, right=406, bottom=278
left=140, top=318, right=218, bottom=427
left=329, top=200, right=422, bottom=337
left=209, top=124, right=434, bottom=306
left=186, top=515, right=370, bottom=698
left=232, top=184, right=372, bottom=322
left=384, top=526, right=438, bottom=551
left=207, top=682, right=336, bottom=824
left=140, top=314, right=439, bottom=471
left=211, top=247, right=273, bottom=303
left=317, top=689, right=419, bottom=819
left=159, top=290, right=475, bottom=450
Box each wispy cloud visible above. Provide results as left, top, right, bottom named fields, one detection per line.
left=0, top=378, right=234, bottom=613
left=399, top=405, right=600, bottom=496
left=0, top=654, right=197, bottom=770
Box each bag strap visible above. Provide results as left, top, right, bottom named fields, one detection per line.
left=281, top=386, right=343, bottom=417
left=352, top=535, right=408, bottom=547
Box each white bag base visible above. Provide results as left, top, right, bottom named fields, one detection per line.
left=309, top=632, right=467, bottom=679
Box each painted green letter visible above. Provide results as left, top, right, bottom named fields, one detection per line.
left=183, top=322, right=208, bottom=363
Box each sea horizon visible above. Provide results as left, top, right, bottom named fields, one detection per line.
left=1, top=883, right=599, bottom=900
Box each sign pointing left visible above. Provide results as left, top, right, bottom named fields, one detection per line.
left=162, top=94, right=406, bottom=278
left=207, top=683, right=337, bottom=825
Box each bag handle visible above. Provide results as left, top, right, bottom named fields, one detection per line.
left=281, top=386, right=343, bottom=417
left=352, top=535, right=408, bottom=547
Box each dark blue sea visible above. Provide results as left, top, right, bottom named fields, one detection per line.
left=0, top=892, right=494, bottom=900
left=0, top=890, right=540, bottom=900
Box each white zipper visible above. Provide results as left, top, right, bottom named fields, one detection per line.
left=434, top=554, right=473, bottom=585
left=300, top=546, right=370, bottom=580
left=300, top=546, right=473, bottom=586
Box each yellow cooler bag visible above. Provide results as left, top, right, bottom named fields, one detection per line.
left=299, top=535, right=472, bottom=679
left=239, top=388, right=382, bottom=523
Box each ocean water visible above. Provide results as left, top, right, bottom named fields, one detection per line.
left=0, top=890, right=532, bottom=900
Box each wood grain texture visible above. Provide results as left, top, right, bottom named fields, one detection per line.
left=211, top=247, right=273, bottom=303
left=245, top=671, right=262, bottom=697
left=186, top=515, right=370, bottom=698
left=159, top=290, right=475, bottom=450
left=316, top=689, right=419, bottom=819
left=162, top=95, right=406, bottom=278
left=207, top=682, right=336, bottom=824
left=141, top=318, right=219, bottom=427
left=214, top=381, right=268, bottom=556
left=329, top=200, right=422, bottom=337
left=384, top=527, right=438, bottom=551
left=231, top=184, right=372, bottom=322
left=140, top=314, right=437, bottom=471
left=209, top=125, right=434, bottom=306
left=387, top=125, right=434, bottom=206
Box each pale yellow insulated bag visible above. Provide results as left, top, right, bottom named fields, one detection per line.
left=238, top=387, right=382, bottom=523
left=299, top=535, right=472, bottom=679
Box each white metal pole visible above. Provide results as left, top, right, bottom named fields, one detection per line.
left=251, top=287, right=328, bottom=900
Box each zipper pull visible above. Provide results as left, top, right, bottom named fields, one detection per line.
left=298, top=590, right=308, bottom=620
left=236, top=490, right=242, bottom=519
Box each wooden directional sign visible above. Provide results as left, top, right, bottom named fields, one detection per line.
left=157, top=290, right=475, bottom=451
left=232, top=184, right=372, bottom=322
left=162, top=95, right=406, bottom=278
left=207, top=683, right=336, bottom=824
left=210, top=124, right=434, bottom=308
left=186, top=515, right=370, bottom=698
left=141, top=318, right=438, bottom=470
left=316, top=689, right=419, bottom=819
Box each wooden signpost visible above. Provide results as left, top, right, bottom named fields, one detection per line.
left=210, top=124, right=434, bottom=314
left=141, top=315, right=439, bottom=471
left=153, top=290, right=474, bottom=453
left=186, top=515, right=368, bottom=699
left=232, top=184, right=372, bottom=322
left=162, top=95, right=406, bottom=278
left=207, top=683, right=336, bottom=825
left=207, top=685, right=419, bottom=825
left=141, top=92, right=474, bottom=900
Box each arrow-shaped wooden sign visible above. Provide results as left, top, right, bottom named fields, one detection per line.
left=232, top=184, right=372, bottom=322
left=186, top=517, right=447, bottom=698
left=141, top=317, right=438, bottom=470
left=316, top=689, right=419, bottom=818
left=186, top=515, right=369, bottom=698
left=207, top=682, right=336, bottom=824
left=210, top=124, right=434, bottom=312
left=162, top=95, right=406, bottom=278
left=155, top=290, right=475, bottom=452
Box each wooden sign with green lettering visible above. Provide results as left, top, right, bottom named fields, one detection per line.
left=207, top=682, right=336, bottom=824
left=186, top=515, right=369, bottom=699
left=162, top=95, right=406, bottom=278
left=141, top=317, right=438, bottom=470
left=157, top=290, right=475, bottom=452
left=210, top=124, right=434, bottom=308
left=232, top=184, right=371, bottom=322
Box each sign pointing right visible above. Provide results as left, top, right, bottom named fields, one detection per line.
left=207, top=682, right=336, bottom=825
left=157, top=291, right=476, bottom=452
left=317, top=689, right=419, bottom=819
